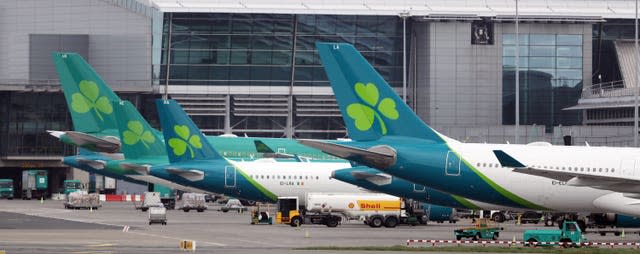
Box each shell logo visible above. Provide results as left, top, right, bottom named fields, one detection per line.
left=348, top=202, right=355, bottom=209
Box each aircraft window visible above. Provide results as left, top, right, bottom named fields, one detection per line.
left=316, top=176, right=319, bottom=180
left=598, top=168, right=602, bottom=172
left=612, top=169, right=615, bottom=173
left=562, top=167, right=565, bottom=170
left=495, top=164, right=499, bottom=168
left=482, top=163, right=486, bottom=167
left=477, top=163, right=481, bottom=167
left=266, top=175, right=270, bottom=179
left=580, top=167, right=584, bottom=171
left=288, top=176, right=291, bottom=179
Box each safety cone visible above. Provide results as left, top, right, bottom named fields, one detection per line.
left=516, top=214, right=521, bottom=225
left=304, top=230, right=310, bottom=238
left=621, top=229, right=625, bottom=239
left=511, top=235, right=516, bottom=247
left=40, top=196, right=44, bottom=204
left=90, top=206, right=93, bottom=213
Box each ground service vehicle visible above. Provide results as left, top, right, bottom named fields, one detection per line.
left=180, top=193, right=207, bottom=212
left=150, top=184, right=176, bottom=210
left=63, top=180, right=82, bottom=195
left=523, top=221, right=586, bottom=247
left=277, top=193, right=426, bottom=228
left=0, top=179, right=14, bottom=199
left=148, top=206, right=167, bottom=225
left=251, top=204, right=273, bottom=225
left=454, top=218, right=503, bottom=240
left=22, top=170, right=47, bottom=200
left=64, top=191, right=101, bottom=209
left=221, top=198, right=247, bottom=213
left=140, top=192, right=164, bottom=212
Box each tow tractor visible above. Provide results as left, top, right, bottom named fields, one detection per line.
left=454, top=218, right=503, bottom=240
left=523, top=220, right=586, bottom=247
left=251, top=203, right=273, bottom=225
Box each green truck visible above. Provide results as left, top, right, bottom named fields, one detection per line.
left=523, top=220, right=586, bottom=247
left=454, top=218, right=503, bottom=240
left=22, top=170, right=48, bottom=200
left=63, top=180, right=83, bottom=195
left=0, top=179, right=14, bottom=199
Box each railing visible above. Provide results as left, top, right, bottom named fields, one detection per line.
left=581, top=80, right=633, bottom=99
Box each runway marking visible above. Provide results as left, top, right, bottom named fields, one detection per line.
left=85, top=243, right=116, bottom=247
left=128, top=231, right=227, bottom=247
left=233, top=238, right=285, bottom=247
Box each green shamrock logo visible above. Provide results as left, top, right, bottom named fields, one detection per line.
left=168, top=125, right=203, bottom=158
left=346, top=82, right=399, bottom=135
left=122, top=121, right=155, bottom=149
left=70, top=80, right=112, bottom=121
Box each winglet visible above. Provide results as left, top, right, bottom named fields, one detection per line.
left=254, top=140, right=275, bottom=153
left=493, top=150, right=526, bottom=168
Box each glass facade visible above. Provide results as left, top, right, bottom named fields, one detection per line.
left=0, top=92, right=74, bottom=157
left=502, top=34, right=583, bottom=130
left=592, top=19, right=634, bottom=84
left=158, top=13, right=405, bottom=87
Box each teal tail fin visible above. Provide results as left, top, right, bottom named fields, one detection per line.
left=52, top=52, right=121, bottom=133
left=316, top=42, right=445, bottom=143
left=113, top=100, right=166, bottom=159
left=156, top=99, right=222, bottom=163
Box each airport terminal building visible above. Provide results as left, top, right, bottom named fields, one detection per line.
left=1, top=0, right=640, bottom=194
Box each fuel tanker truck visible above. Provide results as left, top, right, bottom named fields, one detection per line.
left=276, top=192, right=457, bottom=227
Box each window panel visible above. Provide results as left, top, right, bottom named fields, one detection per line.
left=529, top=57, right=555, bottom=68
left=557, top=57, right=582, bottom=69
left=529, top=34, right=556, bottom=45
left=529, top=46, right=555, bottom=57
left=556, top=46, right=581, bottom=57
left=557, top=35, right=582, bottom=45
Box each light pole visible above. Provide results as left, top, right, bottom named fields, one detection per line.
left=635, top=0, right=639, bottom=146
left=399, top=11, right=411, bottom=103
left=515, top=0, right=520, bottom=144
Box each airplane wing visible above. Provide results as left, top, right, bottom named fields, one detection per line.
left=75, top=158, right=106, bottom=170
left=298, top=139, right=396, bottom=169
left=60, top=131, right=120, bottom=153
left=494, top=150, right=640, bottom=194
left=350, top=171, right=393, bottom=186
left=120, top=162, right=151, bottom=175
left=165, top=168, right=205, bottom=181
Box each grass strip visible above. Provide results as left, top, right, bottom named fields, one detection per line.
left=295, top=245, right=640, bottom=253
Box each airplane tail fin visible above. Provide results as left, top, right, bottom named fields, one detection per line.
left=156, top=99, right=222, bottom=163
left=52, top=52, right=121, bottom=133
left=316, top=42, right=445, bottom=143
left=113, top=100, right=166, bottom=159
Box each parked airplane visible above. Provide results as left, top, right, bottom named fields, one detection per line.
left=300, top=42, right=640, bottom=219
left=50, top=52, right=337, bottom=160
left=331, top=166, right=515, bottom=211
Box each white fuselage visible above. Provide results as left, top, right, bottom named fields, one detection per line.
left=449, top=141, right=640, bottom=215
left=231, top=160, right=368, bottom=205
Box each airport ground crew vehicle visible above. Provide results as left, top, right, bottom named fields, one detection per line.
left=250, top=204, right=273, bottom=225
left=523, top=220, right=586, bottom=247
left=454, top=218, right=503, bottom=240
left=180, top=193, right=207, bottom=212
left=64, top=191, right=101, bottom=210
left=148, top=206, right=167, bottom=225
left=276, top=193, right=427, bottom=228
left=22, top=170, right=47, bottom=200
left=0, top=179, right=14, bottom=199
left=63, top=180, right=82, bottom=195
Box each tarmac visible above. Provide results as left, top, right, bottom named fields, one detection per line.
left=0, top=199, right=638, bottom=253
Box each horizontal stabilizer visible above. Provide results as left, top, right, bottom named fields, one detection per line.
left=47, top=130, right=65, bottom=139
left=120, top=163, right=151, bottom=175
left=75, top=158, right=106, bottom=170
left=64, top=131, right=120, bottom=153
left=350, top=171, right=392, bottom=186
left=298, top=139, right=396, bottom=169
left=493, top=150, right=526, bottom=168
left=166, top=168, right=205, bottom=181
